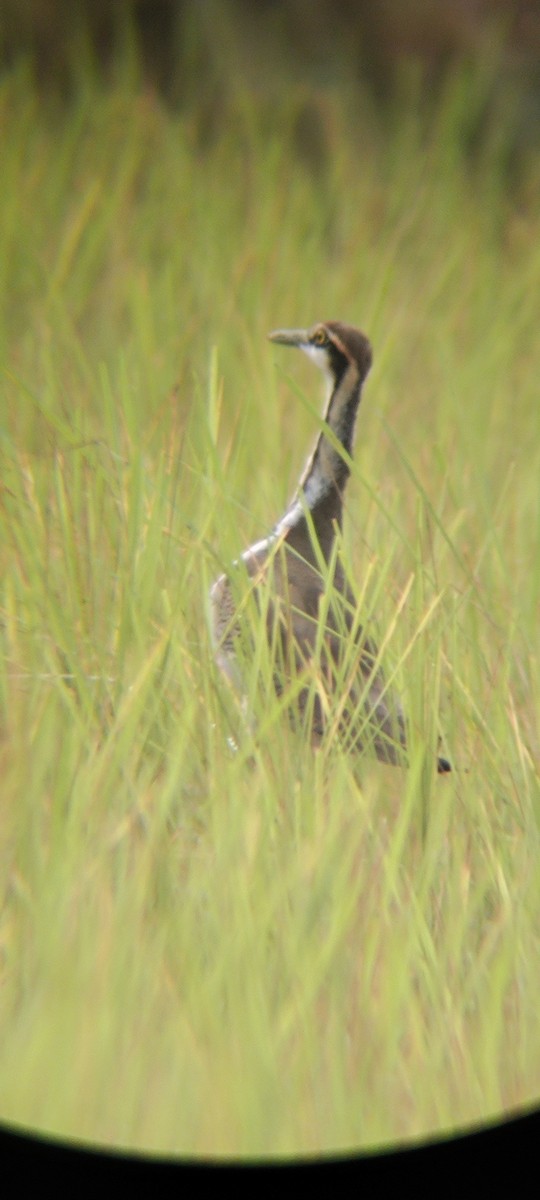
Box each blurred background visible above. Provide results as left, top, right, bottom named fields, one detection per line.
left=2, top=1, right=539, bottom=159
left=1, top=2, right=539, bottom=98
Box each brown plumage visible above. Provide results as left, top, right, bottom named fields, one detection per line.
left=210, top=321, right=451, bottom=772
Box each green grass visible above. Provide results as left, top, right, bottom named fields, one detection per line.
left=0, top=33, right=539, bottom=1158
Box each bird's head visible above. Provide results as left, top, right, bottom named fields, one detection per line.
left=268, top=321, right=372, bottom=389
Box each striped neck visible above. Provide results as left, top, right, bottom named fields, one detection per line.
left=276, top=357, right=363, bottom=542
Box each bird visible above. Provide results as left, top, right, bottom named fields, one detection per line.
left=210, top=321, right=451, bottom=773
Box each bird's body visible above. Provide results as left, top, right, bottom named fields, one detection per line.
left=210, top=321, right=450, bottom=772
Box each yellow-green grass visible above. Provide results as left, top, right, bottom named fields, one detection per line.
left=0, top=38, right=539, bottom=1158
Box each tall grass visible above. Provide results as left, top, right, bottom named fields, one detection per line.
left=0, top=29, right=539, bottom=1157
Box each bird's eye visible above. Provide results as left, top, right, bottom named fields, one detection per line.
left=312, top=328, right=328, bottom=347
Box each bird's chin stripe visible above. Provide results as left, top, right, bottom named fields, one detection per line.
left=302, top=344, right=333, bottom=380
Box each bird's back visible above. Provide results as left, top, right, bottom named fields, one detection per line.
left=211, top=525, right=407, bottom=763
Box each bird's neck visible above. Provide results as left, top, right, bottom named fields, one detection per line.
left=276, top=361, right=363, bottom=553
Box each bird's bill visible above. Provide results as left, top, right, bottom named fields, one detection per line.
left=267, top=328, right=309, bottom=347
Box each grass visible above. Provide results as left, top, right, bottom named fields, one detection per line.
left=0, top=28, right=539, bottom=1158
